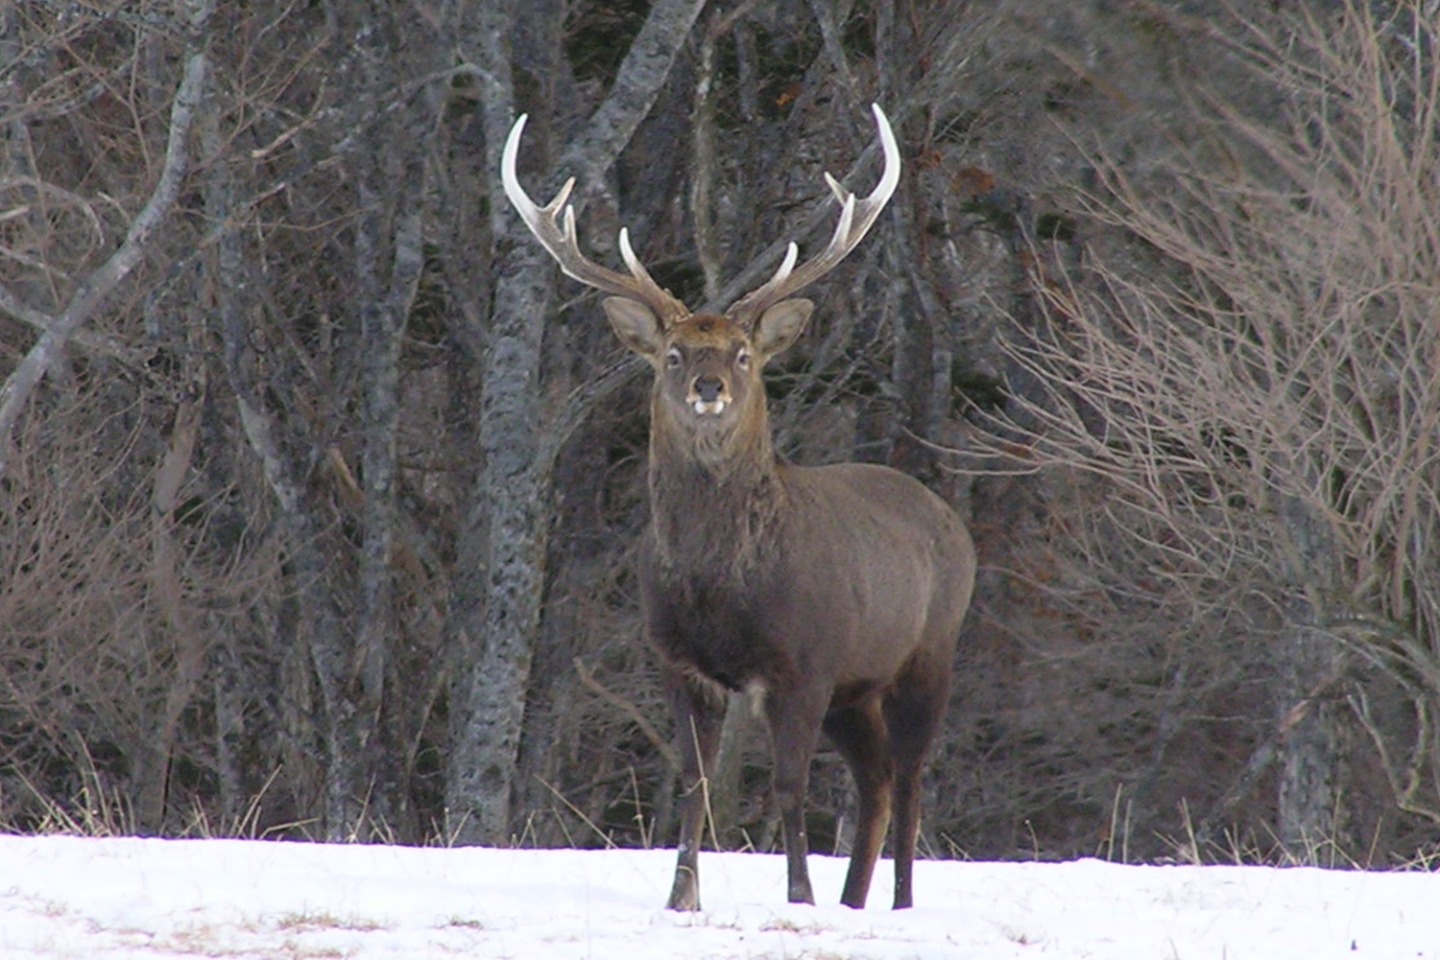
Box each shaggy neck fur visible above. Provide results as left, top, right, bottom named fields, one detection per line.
left=646, top=387, right=785, bottom=581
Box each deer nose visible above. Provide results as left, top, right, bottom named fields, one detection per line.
left=693, top=375, right=725, bottom=403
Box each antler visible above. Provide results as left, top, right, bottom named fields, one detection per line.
left=726, top=103, right=901, bottom=328
left=501, top=115, right=689, bottom=324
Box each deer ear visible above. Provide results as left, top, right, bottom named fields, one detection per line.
left=604, top=297, right=666, bottom=359
left=752, top=298, right=814, bottom=362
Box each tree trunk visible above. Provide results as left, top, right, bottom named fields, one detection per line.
left=445, top=0, right=709, bottom=846
left=444, top=0, right=547, bottom=845
left=446, top=241, right=555, bottom=844
left=341, top=3, right=432, bottom=834
left=213, top=128, right=364, bottom=843
left=1275, top=491, right=1348, bottom=858
left=1277, top=622, right=1345, bottom=856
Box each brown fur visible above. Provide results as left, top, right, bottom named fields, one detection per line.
left=612, top=309, right=976, bottom=911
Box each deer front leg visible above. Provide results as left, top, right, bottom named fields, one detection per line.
left=665, top=669, right=725, bottom=911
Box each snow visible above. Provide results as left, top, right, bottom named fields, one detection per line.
left=0, top=835, right=1434, bottom=958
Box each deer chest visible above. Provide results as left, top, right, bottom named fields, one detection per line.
left=640, top=570, right=784, bottom=692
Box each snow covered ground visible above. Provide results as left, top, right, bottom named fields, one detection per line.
left=0, top=834, right=1435, bottom=958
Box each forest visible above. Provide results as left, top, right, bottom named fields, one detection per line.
left=2, top=0, right=1439, bottom=870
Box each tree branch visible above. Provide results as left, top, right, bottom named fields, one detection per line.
left=558, top=0, right=710, bottom=193
left=0, top=39, right=209, bottom=478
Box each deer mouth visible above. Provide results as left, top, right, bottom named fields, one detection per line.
left=691, top=398, right=728, bottom=416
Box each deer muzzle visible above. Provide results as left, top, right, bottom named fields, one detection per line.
left=689, top=375, right=730, bottom=416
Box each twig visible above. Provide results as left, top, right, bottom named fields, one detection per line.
left=574, top=657, right=679, bottom=771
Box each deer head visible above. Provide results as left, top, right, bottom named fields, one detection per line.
left=501, top=105, right=900, bottom=447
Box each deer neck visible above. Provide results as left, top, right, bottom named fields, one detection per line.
left=646, top=397, right=784, bottom=577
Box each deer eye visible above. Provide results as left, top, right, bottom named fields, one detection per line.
left=665, top=347, right=682, bottom=369
left=736, top=349, right=752, bottom=370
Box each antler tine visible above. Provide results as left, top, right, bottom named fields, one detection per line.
left=728, top=103, right=901, bottom=326
left=501, top=114, right=688, bottom=322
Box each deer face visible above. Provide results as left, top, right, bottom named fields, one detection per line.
left=604, top=298, right=814, bottom=430
left=660, top=316, right=751, bottom=420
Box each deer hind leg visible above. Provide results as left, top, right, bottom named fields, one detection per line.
left=764, top=688, right=828, bottom=905
left=665, top=668, right=726, bottom=912
left=824, top=699, right=894, bottom=909
left=884, top=658, right=954, bottom=910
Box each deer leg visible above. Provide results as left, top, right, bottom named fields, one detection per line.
left=884, top=660, right=952, bottom=910
left=765, top=690, right=826, bottom=905
left=665, top=669, right=726, bottom=912
left=824, top=700, right=894, bottom=909
left=890, top=761, right=924, bottom=910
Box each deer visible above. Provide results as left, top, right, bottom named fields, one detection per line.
left=501, top=104, right=975, bottom=912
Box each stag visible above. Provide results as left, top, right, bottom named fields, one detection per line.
left=502, top=105, right=975, bottom=911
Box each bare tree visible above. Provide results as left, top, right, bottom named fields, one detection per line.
left=443, top=0, right=710, bottom=847
left=208, top=0, right=452, bottom=839
left=0, top=0, right=230, bottom=834
left=982, top=0, right=1440, bottom=860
